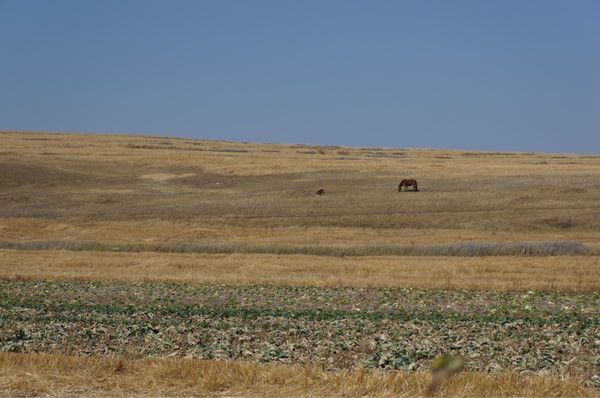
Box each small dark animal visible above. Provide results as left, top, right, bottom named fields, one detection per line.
left=398, top=179, right=419, bottom=192
left=316, top=188, right=325, bottom=195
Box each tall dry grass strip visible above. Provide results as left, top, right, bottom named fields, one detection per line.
left=0, top=352, right=595, bottom=397
left=1, top=249, right=599, bottom=292
left=0, top=239, right=591, bottom=256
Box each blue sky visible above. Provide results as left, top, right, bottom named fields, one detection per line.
left=0, top=0, right=598, bottom=152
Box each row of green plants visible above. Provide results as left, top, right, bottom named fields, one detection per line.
left=2, top=297, right=596, bottom=329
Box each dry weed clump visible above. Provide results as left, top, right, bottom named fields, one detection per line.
left=0, top=352, right=595, bottom=397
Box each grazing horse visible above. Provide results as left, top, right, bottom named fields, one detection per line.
left=398, top=179, right=419, bottom=192
left=316, top=188, right=325, bottom=195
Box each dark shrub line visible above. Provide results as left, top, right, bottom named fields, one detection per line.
left=0, top=240, right=591, bottom=257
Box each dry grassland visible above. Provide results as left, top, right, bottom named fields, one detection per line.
left=2, top=131, right=600, bottom=246
left=1, top=131, right=599, bottom=396
left=1, top=249, right=599, bottom=291
left=1, top=352, right=596, bottom=397
left=1, top=131, right=600, bottom=288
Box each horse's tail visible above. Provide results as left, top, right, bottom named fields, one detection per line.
left=414, top=181, right=419, bottom=191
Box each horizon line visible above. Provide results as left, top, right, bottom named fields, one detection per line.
left=2, top=128, right=598, bottom=156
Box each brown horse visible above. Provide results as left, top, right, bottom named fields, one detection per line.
left=398, top=179, right=419, bottom=192
left=316, top=188, right=325, bottom=195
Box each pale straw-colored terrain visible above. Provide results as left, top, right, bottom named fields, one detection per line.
left=1, top=131, right=599, bottom=396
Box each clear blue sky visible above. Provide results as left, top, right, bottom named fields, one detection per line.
left=1, top=0, right=598, bottom=152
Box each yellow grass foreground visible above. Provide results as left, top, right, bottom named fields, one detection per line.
left=1, top=249, right=599, bottom=292
left=0, top=352, right=596, bottom=397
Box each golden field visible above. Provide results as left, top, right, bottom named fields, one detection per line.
left=1, top=131, right=600, bottom=291
left=2, top=131, right=600, bottom=247
left=1, top=250, right=599, bottom=292
left=1, top=352, right=596, bottom=397
left=1, top=131, right=599, bottom=396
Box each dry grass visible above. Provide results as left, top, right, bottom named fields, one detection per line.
left=3, top=218, right=600, bottom=249
left=0, top=133, right=600, bottom=291
left=1, top=249, right=599, bottom=292
left=0, top=239, right=591, bottom=256
left=1, top=132, right=599, bottom=395
left=2, top=131, right=598, bottom=177
left=2, top=132, right=600, bottom=253
left=0, top=352, right=596, bottom=397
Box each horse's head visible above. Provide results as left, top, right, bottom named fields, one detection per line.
left=398, top=179, right=406, bottom=191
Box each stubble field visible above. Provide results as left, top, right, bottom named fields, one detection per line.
left=0, top=131, right=599, bottom=396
